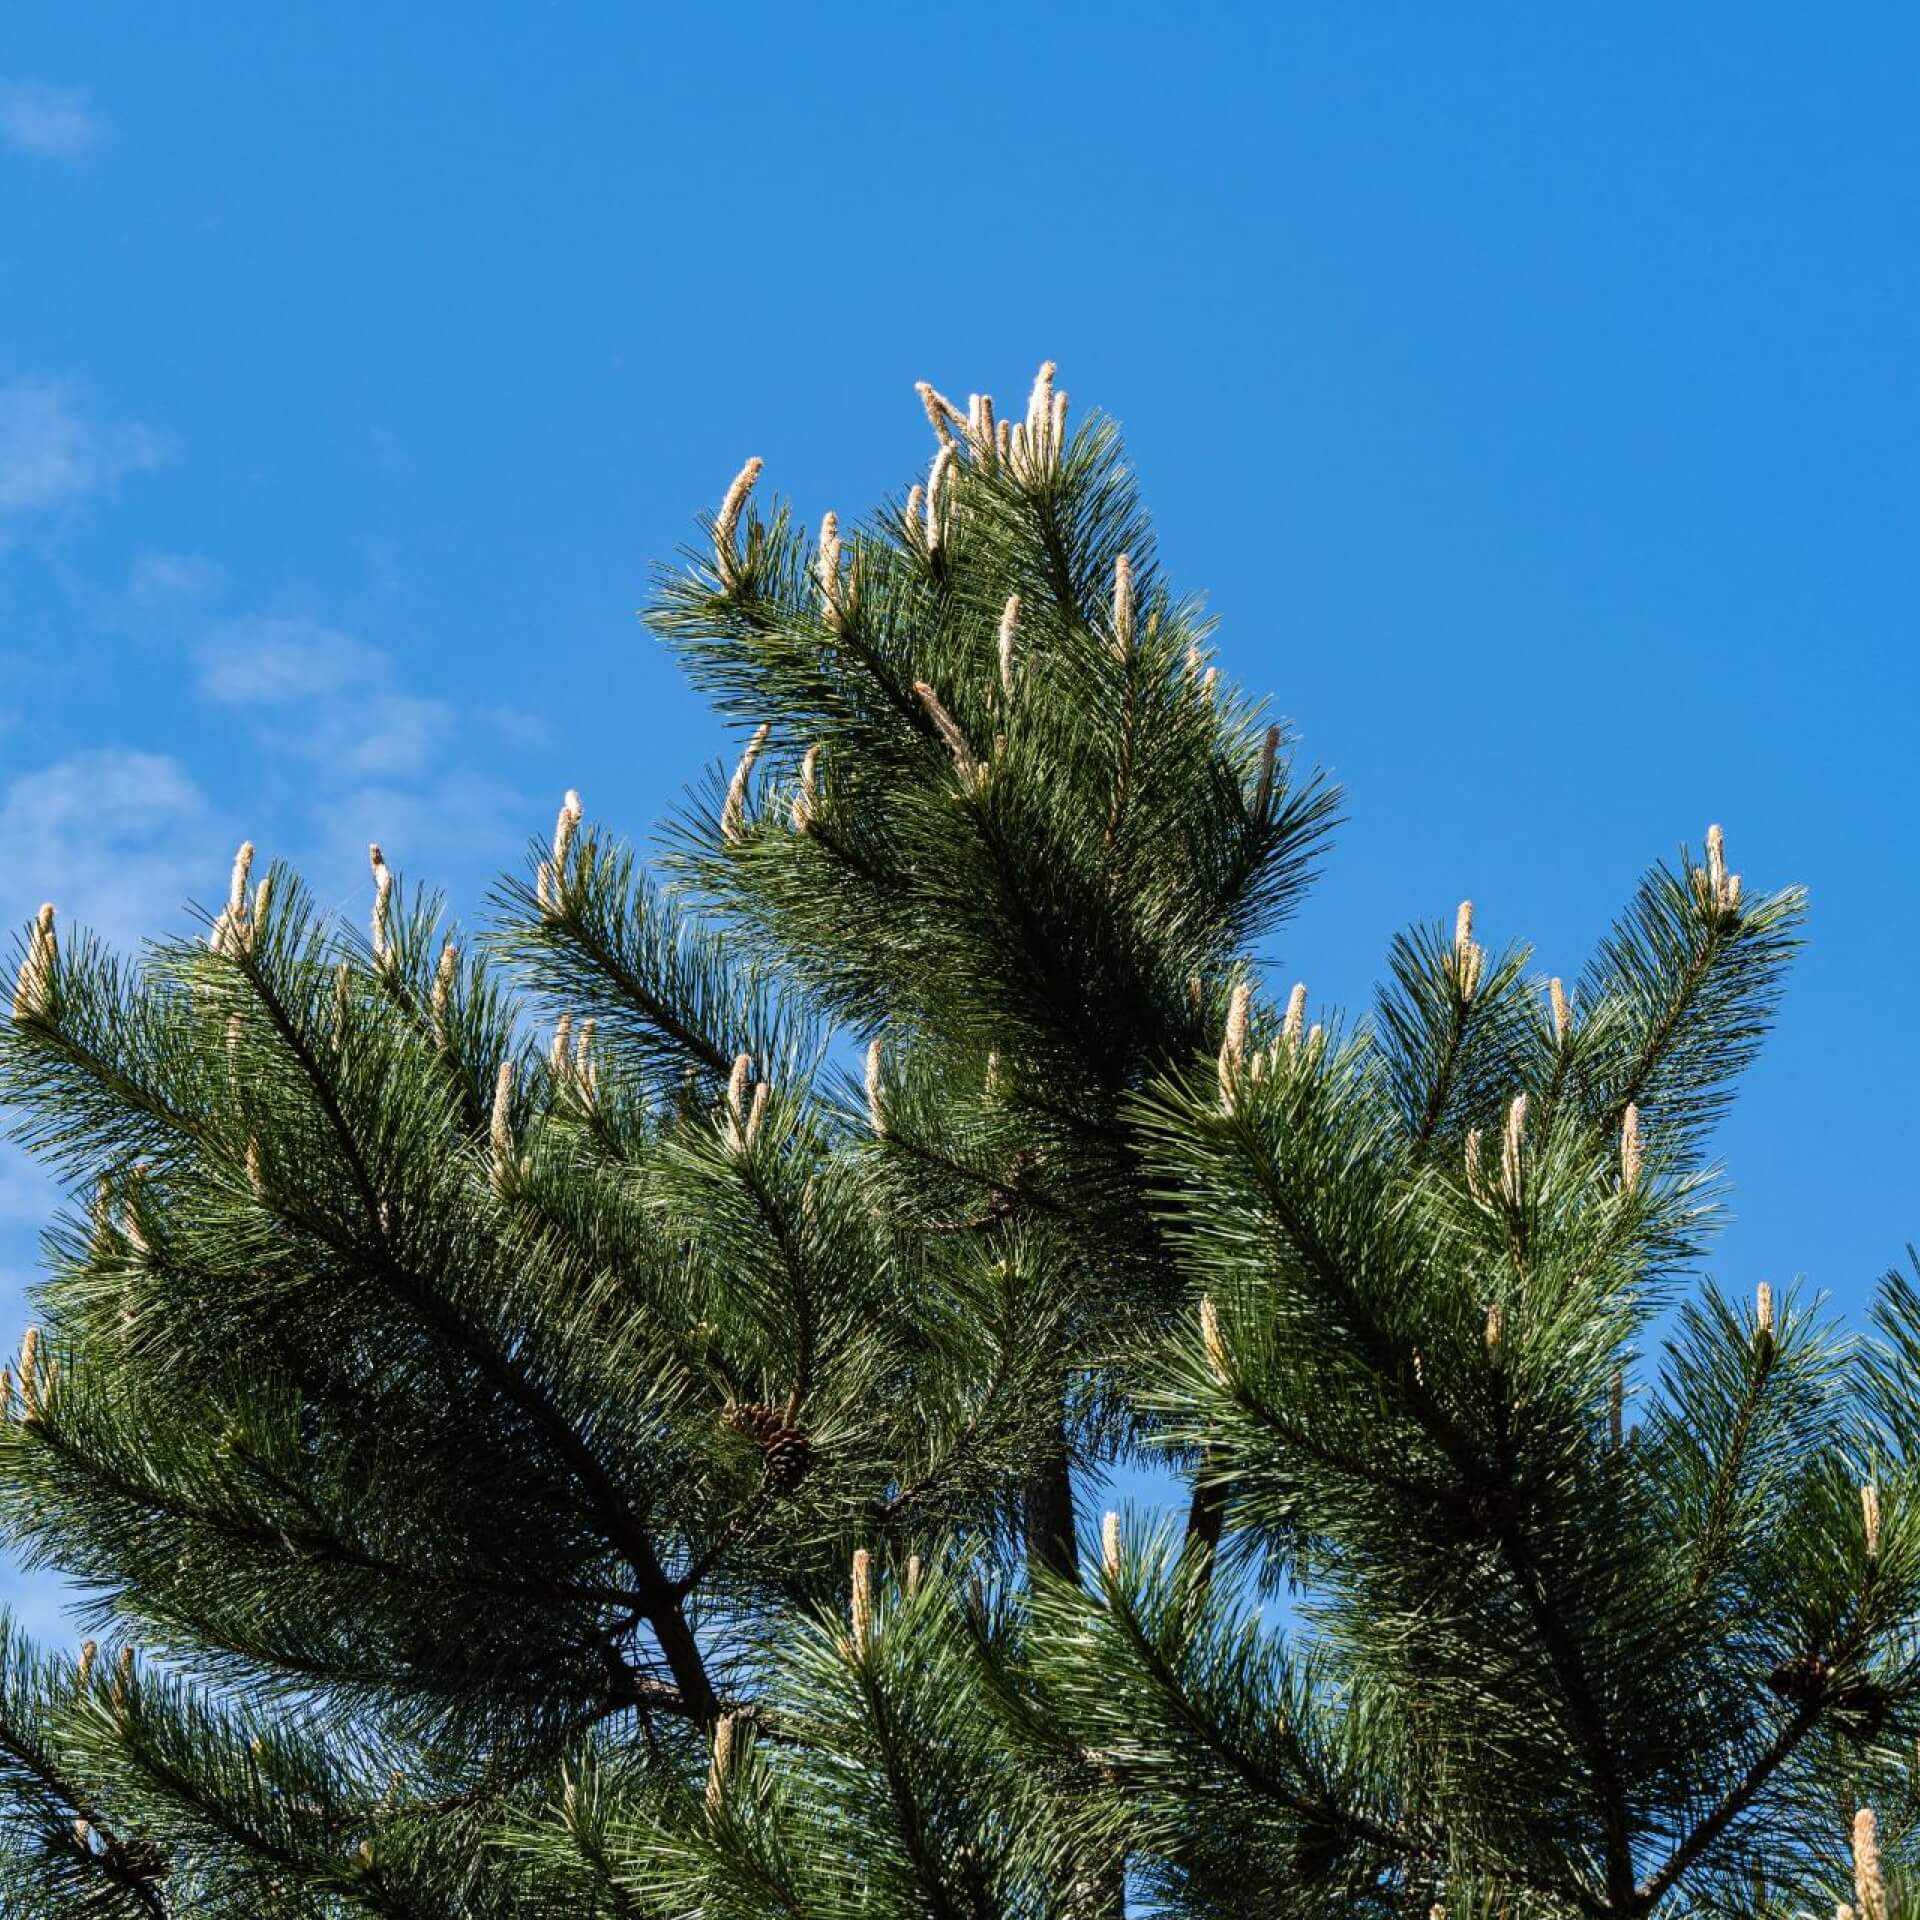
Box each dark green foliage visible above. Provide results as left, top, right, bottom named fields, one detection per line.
left=0, top=365, right=1907, bottom=1915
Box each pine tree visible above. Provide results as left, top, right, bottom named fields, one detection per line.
left=0, top=361, right=1912, bottom=1916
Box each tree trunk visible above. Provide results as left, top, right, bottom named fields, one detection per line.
left=1024, top=1432, right=1079, bottom=1586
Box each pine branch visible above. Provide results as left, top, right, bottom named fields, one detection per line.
left=851, top=1664, right=965, bottom=1920
left=669, top=1482, right=778, bottom=1602
left=238, top=949, right=721, bottom=1725
left=22, top=1410, right=652, bottom=1619
left=0, top=368, right=1847, bottom=1914
left=1488, top=1517, right=1634, bottom=1912
left=1096, top=1579, right=1417, bottom=1875
left=1686, top=1335, right=1777, bottom=1601
left=0, top=1710, right=165, bottom=1919
left=1632, top=1695, right=1824, bottom=1909
left=875, top=1327, right=1038, bottom=1534
left=1229, top=1109, right=1478, bottom=1479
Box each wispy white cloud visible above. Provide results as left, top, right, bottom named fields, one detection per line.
left=193, top=614, right=381, bottom=704
left=0, top=748, right=224, bottom=951
left=306, top=770, right=527, bottom=879
left=2, top=416, right=540, bottom=949
left=194, top=615, right=453, bottom=779
left=0, top=379, right=167, bottom=517
left=0, top=748, right=218, bottom=1369
left=126, top=548, right=226, bottom=610
left=187, top=610, right=532, bottom=895
left=479, top=703, right=556, bottom=754
left=0, top=79, right=107, bottom=161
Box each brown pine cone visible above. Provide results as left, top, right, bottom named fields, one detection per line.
left=722, top=1403, right=815, bottom=1491
left=106, top=1838, right=168, bottom=1881
left=722, top=1402, right=786, bottom=1445
left=761, top=1426, right=815, bottom=1491
left=1765, top=1652, right=1831, bottom=1703
left=1833, top=1679, right=1894, bottom=1742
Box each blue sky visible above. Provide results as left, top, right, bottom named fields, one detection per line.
left=1, top=5, right=1916, bottom=1626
